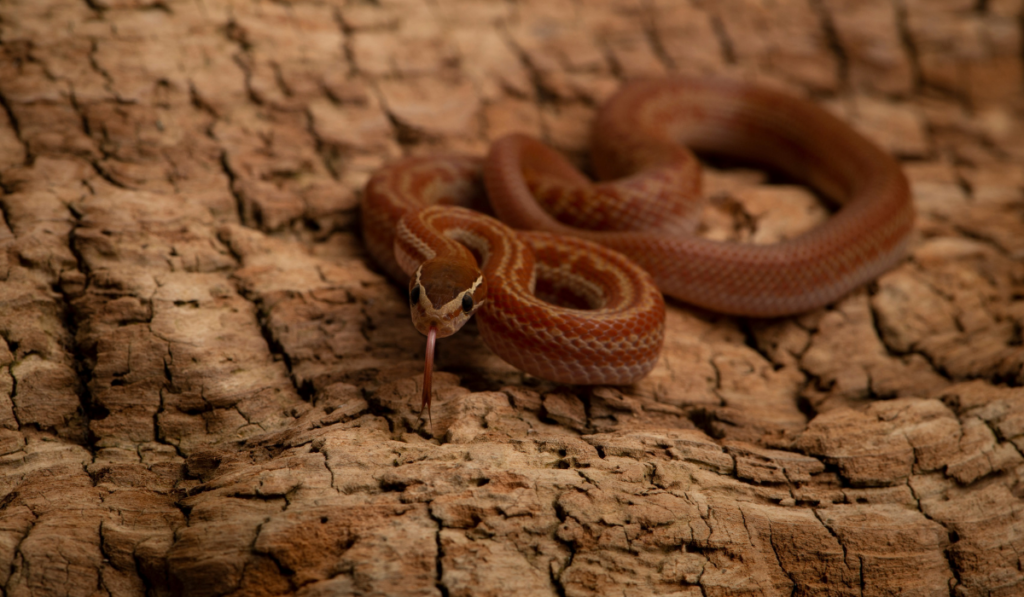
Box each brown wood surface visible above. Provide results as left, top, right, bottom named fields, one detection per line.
left=1, top=0, right=1023, bottom=595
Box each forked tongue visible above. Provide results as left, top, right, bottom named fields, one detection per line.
left=421, top=324, right=437, bottom=431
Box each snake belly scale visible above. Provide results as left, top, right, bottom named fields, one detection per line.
left=360, top=77, right=915, bottom=420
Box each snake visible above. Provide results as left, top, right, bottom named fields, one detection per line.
left=360, top=77, right=915, bottom=422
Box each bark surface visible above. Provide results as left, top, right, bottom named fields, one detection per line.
left=1, top=0, right=1023, bottom=595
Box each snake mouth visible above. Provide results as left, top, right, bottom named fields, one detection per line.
left=412, top=307, right=463, bottom=339
left=421, top=323, right=437, bottom=431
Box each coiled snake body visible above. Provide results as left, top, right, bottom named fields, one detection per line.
left=361, top=77, right=915, bottom=420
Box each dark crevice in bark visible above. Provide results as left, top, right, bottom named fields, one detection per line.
left=497, top=23, right=563, bottom=108
left=707, top=11, right=735, bottom=65
left=550, top=491, right=577, bottom=597
left=217, top=150, right=249, bottom=229
left=908, top=479, right=968, bottom=596
left=808, top=0, right=849, bottom=93
left=1, top=502, right=36, bottom=561
left=637, top=4, right=675, bottom=72
left=217, top=231, right=310, bottom=403
left=0, top=89, right=30, bottom=170
left=55, top=205, right=96, bottom=448
left=85, top=38, right=114, bottom=93
left=426, top=505, right=451, bottom=597
left=810, top=507, right=853, bottom=586
left=892, top=0, right=931, bottom=101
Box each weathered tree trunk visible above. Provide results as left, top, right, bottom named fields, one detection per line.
left=0, top=0, right=1022, bottom=595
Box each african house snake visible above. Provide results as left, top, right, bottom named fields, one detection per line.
left=361, top=77, right=915, bottom=418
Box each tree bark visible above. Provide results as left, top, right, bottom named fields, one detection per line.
left=0, top=0, right=1022, bottom=595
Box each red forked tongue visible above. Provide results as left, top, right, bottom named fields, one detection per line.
left=421, top=324, right=437, bottom=431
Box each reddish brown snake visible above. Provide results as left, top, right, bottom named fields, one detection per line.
left=361, top=77, right=915, bottom=424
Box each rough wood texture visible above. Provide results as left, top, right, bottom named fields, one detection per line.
left=1, top=0, right=1022, bottom=595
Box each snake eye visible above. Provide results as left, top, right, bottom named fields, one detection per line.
left=410, top=284, right=421, bottom=305
left=461, top=293, right=474, bottom=313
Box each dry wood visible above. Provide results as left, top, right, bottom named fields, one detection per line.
left=1, top=0, right=1023, bottom=595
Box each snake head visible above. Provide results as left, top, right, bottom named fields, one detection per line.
left=409, top=258, right=487, bottom=338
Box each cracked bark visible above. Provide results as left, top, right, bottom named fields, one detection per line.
left=0, top=0, right=1023, bottom=596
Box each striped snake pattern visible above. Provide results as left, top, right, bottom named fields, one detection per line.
left=361, top=77, right=915, bottom=419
